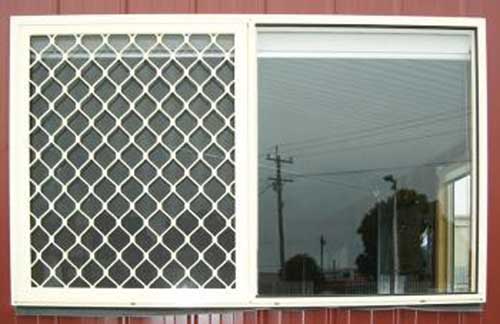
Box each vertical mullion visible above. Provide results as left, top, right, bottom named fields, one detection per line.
left=245, top=19, right=259, bottom=303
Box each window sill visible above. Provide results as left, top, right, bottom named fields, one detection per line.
left=15, top=304, right=483, bottom=317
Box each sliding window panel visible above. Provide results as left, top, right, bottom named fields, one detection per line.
left=257, top=28, right=476, bottom=297
left=10, top=17, right=249, bottom=307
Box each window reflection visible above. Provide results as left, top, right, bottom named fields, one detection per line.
left=257, top=56, right=473, bottom=296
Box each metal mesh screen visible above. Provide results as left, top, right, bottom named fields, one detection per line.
left=28, top=33, right=236, bottom=289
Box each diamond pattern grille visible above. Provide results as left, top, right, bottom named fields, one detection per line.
left=29, top=34, right=236, bottom=289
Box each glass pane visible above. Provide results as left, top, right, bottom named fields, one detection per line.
left=257, top=30, right=474, bottom=296
left=452, top=175, right=471, bottom=292
left=29, top=34, right=236, bottom=289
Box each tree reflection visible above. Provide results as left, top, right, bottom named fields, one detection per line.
left=281, top=253, right=324, bottom=294
left=356, top=188, right=435, bottom=293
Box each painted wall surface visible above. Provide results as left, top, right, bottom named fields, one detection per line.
left=0, top=0, right=498, bottom=323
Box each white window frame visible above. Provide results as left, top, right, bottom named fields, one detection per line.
left=10, top=15, right=251, bottom=308
left=10, top=14, right=487, bottom=308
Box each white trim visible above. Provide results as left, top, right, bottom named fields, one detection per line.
left=233, top=21, right=251, bottom=303
left=9, top=14, right=487, bottom=308
left=11, top=14, right=485, bottom=28
left=247, top=20, right=260, bottom=303
left=250, top=294, right=484, bottom=308
left=10, top=16, right=32, bottom=308
left=257, top=28, right=472, bottom=60
left=475, top=17, right=488, bottom=303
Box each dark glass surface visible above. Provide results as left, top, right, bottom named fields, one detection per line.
left=258, top=58, right=473, bottom=296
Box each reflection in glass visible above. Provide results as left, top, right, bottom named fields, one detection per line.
left=257, top=34, right=473, bottom=296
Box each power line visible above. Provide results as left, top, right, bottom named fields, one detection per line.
left=292, top=127, right=468, bottom=159
left=205, top=139, right=469, bottom=192
left=264, top=133, right=465, bottom=179
left=259, top=183, right=273, bottom=196
left=195, top=131, right=470, bottom=192
left=258, top=159, right=469, bottom=193
left=279, top=111, right=468, bottom=155
left=260, top=169, right=367, bottom=192
left=259, top=161, right=367, bottom=192
left=293, top=160, right=469, bottom=178
left=298, top=174, right=368, bottom=191
left=258, top=110, right=468, bottom=161
left=278, top=108, right=466, bottom=149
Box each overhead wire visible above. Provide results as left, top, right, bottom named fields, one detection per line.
left=259, top=183, right=273, bottom=196
left=258, top=107, right=469, bottom=159
left=291, top=127, right=469, bottom=159
left=292, top=159, right=469, bottom=178
left=275, top=109, right=469, bottom=154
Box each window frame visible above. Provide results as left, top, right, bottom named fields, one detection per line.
left=10, top=15, right=251, bottom=308
left=10, top=14, right=487, bottom=308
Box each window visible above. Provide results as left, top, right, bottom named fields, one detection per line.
left=257, top=28, right=477, bottom=298
left=10, top=15, right=487, bottom=308
left=11, top=18, right=249, bottom=308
